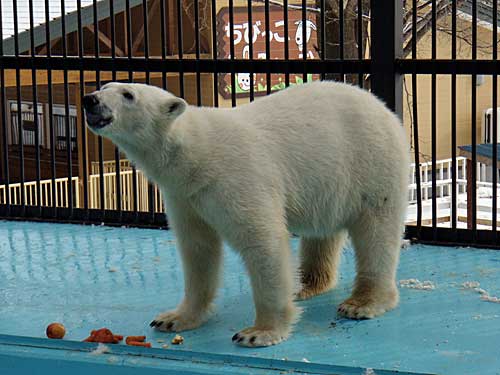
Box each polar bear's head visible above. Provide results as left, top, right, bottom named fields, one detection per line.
left=83, top=82, right=187, bottom=144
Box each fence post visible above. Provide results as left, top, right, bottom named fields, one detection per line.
left=370, top=0, right=403, bottom=118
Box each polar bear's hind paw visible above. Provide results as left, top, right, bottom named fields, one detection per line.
left=337, top=295, right=398, bottom=320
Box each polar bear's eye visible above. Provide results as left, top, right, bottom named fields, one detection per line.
left=122, top=91, right=134, bottom=101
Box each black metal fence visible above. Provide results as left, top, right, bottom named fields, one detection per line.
left=0, top=0, right=499, bottom=248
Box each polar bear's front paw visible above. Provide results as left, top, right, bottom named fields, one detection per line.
left=149, top=309, right=208, bottom=332
left=231, top=326, right=289, bottom=347
left=337, top=294, right=398, bottom=320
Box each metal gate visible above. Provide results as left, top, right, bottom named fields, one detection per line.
left=0, top=1, right=499, bottom=248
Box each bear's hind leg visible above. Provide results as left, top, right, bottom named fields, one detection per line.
left=338, top=210, right=403, bottom=319
left=296, top=232, right=347, bottom=300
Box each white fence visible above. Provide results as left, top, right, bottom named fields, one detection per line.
left=0, top=176, right=79, bottom=208
left=407, top=157, right=500, bottom=227
left=0, top=168, right=164, bottom=213
left=91, top=159, right=132, bottom=174
left=1, top=157, right=500, bottom=224
left=88, top=169, right=164, bottom=212
left=408, top=157, right=499, bottom=203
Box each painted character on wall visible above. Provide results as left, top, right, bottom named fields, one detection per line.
left=237, top=45, right=256, bottom=91
left=295, top=20, right=316, bottom=59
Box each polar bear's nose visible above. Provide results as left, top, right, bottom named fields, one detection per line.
left=83, top=94, right=99, bottom=111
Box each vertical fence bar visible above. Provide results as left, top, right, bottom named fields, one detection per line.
left=13, top=0, right=26, bottom=212
left=143, top=0, right=150, bottom=83
left=126, top=0, right=133, bottom=83
left=61, top=0, right=73, bottom=215
left=283, top=0, right=290, bottom=87
left=44, top=0, right=56, bottom=213
left=319, top=0, right=325, bottom=82
left=28, top=0, right=41, bottom=211
left=338, top=0, right=344, bottom=82
left=264, top=0, right=271, bottom=95
left=248, top=0, right=255, bottom=101
left=229, top=0, right=237, bottom=105
left=357, top=0, right=362, bottom=87
left=412, top=0, right=422, bottom=232
left=369, top=1, right=403, bottom=116
left=142, top=0, right=154, bottom=218
left=493, top=0, right=498, bottom=239
left=194, top=0, right=202, bottom=106
left=0, top=4, right=10, bottom=212
left=160, top=0, right=167, bottom=89
left=177, top=0, right=185, bottom=98
left=109, top=0, right=122, bottom=217
left=471, top=0, right=477, bottom=235
left=451, top=0, right=457, bottom=234
left=92, top=0, right=105, bottom=215
left=77, top=0, right=89, bottom=213
left=302, top=0, right=308, bottom=82
left=211, top=0, right=219, bottom=108
left=284, top=0, right=290, bottom=87
left=431, top=0, right=437, bottom=237
left=125, top=0, right=138, bottom=215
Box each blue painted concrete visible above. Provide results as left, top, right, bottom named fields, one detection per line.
left=0, top=220, right=499, bottom=374
left=0, top=335, right=424, bottom=375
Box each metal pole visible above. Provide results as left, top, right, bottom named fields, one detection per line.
left=370, top=0, right=403, bottom=118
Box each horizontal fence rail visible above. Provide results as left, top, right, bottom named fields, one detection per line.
left=1, top=0, right=500, bottom=248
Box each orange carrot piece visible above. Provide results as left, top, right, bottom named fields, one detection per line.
left=125, top=336, right=146, bottom=344
left=127, top=341, right=151, bottom=348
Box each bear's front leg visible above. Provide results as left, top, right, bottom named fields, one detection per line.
left=230, top=225, right=299, bottom=347
left=150, top=207, right=222, bottom=332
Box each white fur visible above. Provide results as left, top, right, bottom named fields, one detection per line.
left=87, top=81, right=410, bottom=347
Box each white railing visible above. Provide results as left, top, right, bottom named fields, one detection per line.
left=1, top=157, right=499, bottom=222
left=407, top=157, right=496, bottom=203
left=91, top=159, right=132, bottom=174
left=88, top=169, right=164, bottom=212
left=409, top=157, right=467, bottom=203
left=0, top=176, right=80, bottom=207
left=406, top=157, right=500, bottom=227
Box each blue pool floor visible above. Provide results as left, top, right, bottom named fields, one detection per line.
left=0, top=220, right=499, bottom=375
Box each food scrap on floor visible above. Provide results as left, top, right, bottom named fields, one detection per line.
left=46, top=323, right=66, bottom=339
left=171, top=334, right=184, bottom=345
left=83, top=328, right=123, bottom=344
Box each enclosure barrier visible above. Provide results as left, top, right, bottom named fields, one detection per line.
left=1, top=0, right=500, bottom=246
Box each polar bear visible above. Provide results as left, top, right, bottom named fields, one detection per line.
left=83, top=81, right=409, bottom=347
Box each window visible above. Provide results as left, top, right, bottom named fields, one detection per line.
left=52, top=105, right=78, bottom=151
left=9, top=101, right=45, bottom=147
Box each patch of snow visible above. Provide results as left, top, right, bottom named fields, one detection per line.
left=90, top=343, right=111, bottom=355
left=106, top=356, right=119, bottom=364
left=461, top=281, right=500, bottom=304
left=475, top=288, right=488, bottom=295
left=481, top=295, right=500, bottom=303
left=462, top=281, right=480, bottom=289
left=399, top=279, right=435, bottom=290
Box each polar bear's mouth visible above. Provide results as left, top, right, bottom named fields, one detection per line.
left=86, top=113, right=113, bottom=129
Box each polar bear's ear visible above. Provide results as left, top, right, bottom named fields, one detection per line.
left=161, top=97, right=187, bottom=119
